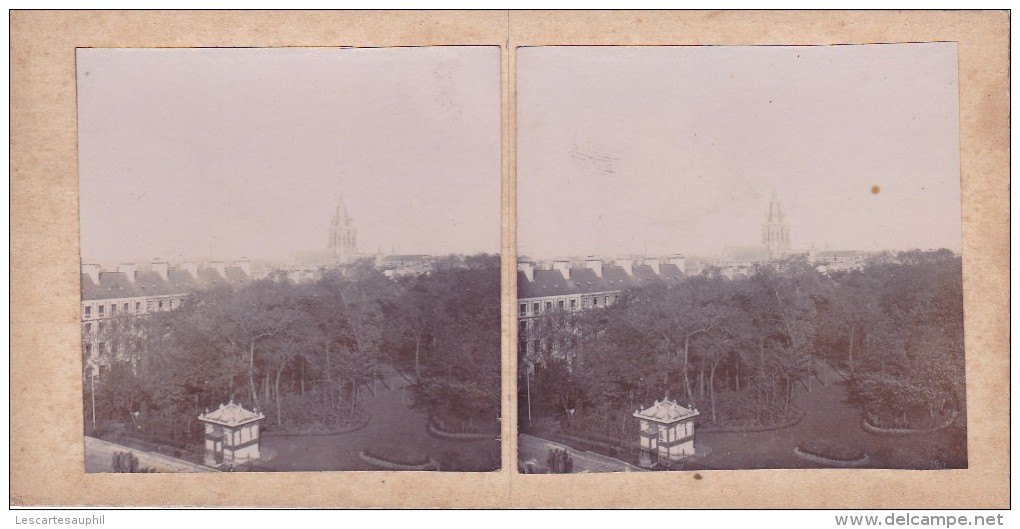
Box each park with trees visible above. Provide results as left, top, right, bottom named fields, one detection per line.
left=520, top=249, right=966, bottom=470
left=84, top=254, right=501, bottom=471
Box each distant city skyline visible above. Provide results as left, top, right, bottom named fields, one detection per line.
left=517, top=44, right=962, bottom=261
left=77, top=47, right=500, bottom=264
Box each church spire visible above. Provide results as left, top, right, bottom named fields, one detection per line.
left=767, top=186, right=784, bottom=223
left=761, top=187, right=791, bottom=259
left=329, top=192, right=357, bottom=263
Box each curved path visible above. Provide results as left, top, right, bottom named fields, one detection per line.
left=258, top=366, right=499, bottom=472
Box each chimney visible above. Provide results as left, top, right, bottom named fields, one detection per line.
left=209, top=261, right=227, bottom=278
left=82, top=263, right=101, bottom=285
left=615, top=258, right=633, bottom=276
left=645, top=257, right=660, bottom=275
left=517, top=260, right=535, bottom=282
left=584, top=257, right=603, bottom=277
left=668, top=255, right=686, bottom=275
left=179, top=261, right=199, bottom=279
left=233, top=259, right=252, bottom=278
left=151, top=262, right=169, bottom=281
left=117, top=263, right=137, bottom=282
left=552, top=260, right=571, bottom=280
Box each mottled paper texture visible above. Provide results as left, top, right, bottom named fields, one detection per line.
left=9, top=10, right=1009, bottom=507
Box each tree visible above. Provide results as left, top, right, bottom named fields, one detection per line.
left=410, top=257, right=501, bottom=432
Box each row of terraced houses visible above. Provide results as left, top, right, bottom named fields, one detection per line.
left=80, top=261, right=252, bottom=371
left=516, top=255, right=687, bottom=369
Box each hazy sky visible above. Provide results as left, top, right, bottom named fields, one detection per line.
left=517, top=44, right=961, bottom=260
left=78, top=46, right=500, bottom=263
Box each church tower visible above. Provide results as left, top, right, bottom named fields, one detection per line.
left=761, top=188, right=791, bottom=259
left=328, top=193, right=358, bottom=263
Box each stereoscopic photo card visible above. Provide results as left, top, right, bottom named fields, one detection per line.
left=9, top=10, right=1009, bottom=508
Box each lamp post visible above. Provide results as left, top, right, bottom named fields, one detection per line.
left=526, top=363, right=532, bottom=428
left=87, top=361, right=97, bottom=430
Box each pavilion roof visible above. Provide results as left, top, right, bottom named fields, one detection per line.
left=198, top=401, right=264, bottom=427
left=633, top=398, right=699, bottom=423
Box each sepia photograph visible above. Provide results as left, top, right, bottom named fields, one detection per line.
left=516, top=44, right=965, bottom=473
left=76, top=46, right=502, bottom=473
left=9, top=8, right=1010, bottom=510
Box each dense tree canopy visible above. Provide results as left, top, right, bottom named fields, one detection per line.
left=522, top=251, right=965, bottom=440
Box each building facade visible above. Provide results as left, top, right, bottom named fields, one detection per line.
left=376, top=254, right=432, bottom=278
left=516, top=255, right=686, bottom=368
left=810, top=249, right=868, bottom=274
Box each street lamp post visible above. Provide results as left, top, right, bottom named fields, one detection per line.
left=526, top=363, right=532, bottom=428
left=88, top=362, right=97, bottom=430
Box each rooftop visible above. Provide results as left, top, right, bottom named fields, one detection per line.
left=633, top=398, right=699, bottom=423
left=198, top=401, right=265, bottom=427
left=518, top=257, right=686, bottom=299
left=81, top=261, right=251, bottom=301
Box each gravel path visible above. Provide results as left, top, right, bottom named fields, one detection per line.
left=259, top=366, right=499, bottom=472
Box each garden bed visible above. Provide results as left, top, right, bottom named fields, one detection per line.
left=426, top=420, right=497, bottom=441
left=261, top=415, right=370, bottom=438
left=861, top=409, right=958, bottom=437
left=698, top=407, right=806, bottom=434
left=794, top=441, right=869, bottom=467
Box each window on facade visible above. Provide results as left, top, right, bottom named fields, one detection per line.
left=158, top=300, right=164, bottom=310
left=97, top=322, right=105, bottom=335
left=84, top=306, right=91, bottom=318
left=519, top=304, right=526, bottom=316
left=581, top=298, right=587, bottom=308
left=98, top=305, right=105, bottom=316
left=169, top=299, right=175, bottom=309
left=136, top=302, right=142, bottom=312
left=545, top=301, right=552, bottom=312
left=84, top=323, right=92, bottom=334
left=570, top=299, right=577, bottom=310
left=123, top=303, right=129, bottom=312
left=532, top=302, right=539, bottom=314
left=557, top=300, right=564, bottom=310
left=605, top=296, right=610, bottom=306
left=84, top=343, right=92, bottom=357
left=110, top=304, right=117, bottom=315
left=592, top=297, right=599, bottom=307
